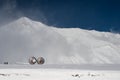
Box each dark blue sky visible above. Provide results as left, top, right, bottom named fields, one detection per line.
left=0, top=0, right=120, bottom=32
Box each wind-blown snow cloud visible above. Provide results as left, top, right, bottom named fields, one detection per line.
left=0, top=17, right=72, bottom=64
left=0, top=0, right=47, bottom=27
left=0, top=0, right=22, bottom=26
left=0, top=17, right=120, bottom=64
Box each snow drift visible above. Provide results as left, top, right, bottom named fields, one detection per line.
left=0, top=17, right=120, bottom=64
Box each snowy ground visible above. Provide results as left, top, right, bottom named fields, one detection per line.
left=0, top=65, right=120, bottom=80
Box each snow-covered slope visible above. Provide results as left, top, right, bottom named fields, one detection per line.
left=0, top=17, right=120, bottom=64
left=0, top=69, right=120, bottom=80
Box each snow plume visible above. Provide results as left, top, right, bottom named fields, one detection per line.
left=0, top=0, right=17, bottom=26
left=0, top=17, right=72, bottom=64
left=0, top=17, right=120, bottom=64
left=0, top=0, right=47, bottom=27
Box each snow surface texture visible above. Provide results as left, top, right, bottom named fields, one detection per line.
left=0, top=69, right=120, bottom=80
left=0, top=17, right=120, bottom=64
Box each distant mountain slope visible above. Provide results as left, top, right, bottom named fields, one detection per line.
left=0, top=17, right=120, bottom=64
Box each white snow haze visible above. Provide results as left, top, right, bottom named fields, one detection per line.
left=0, top=17, right=120, bottom=64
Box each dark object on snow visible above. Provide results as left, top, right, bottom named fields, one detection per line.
left=4, top=62, right=8, bottom=64
left=29, top=56, right=45, bottom=65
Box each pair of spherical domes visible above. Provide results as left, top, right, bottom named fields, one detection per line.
left=29, top=56, right=45, bottom=65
